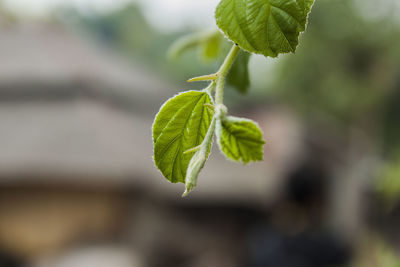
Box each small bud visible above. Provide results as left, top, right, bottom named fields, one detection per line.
left=183, top=150, right=207, bottom=197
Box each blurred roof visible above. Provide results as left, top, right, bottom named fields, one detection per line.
left=0, top=23, right=304, bottom=202
left=0, top=23, right=167, bottom=183
left=0, top=23, right=171, bottom=113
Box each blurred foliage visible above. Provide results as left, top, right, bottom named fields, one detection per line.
left=0, top=3, right=17, bottom=25
left=262, top=0, right=400, bottom=205
left=244, top=0, right=400, bottom=158
left=67, top=4, right=166, bottom=62
left=167, top=30, right=224, bottom=62
left=353, top=236, right=400, bottom=267
left=64, top=3, right=218, bottom=86
left=268, top=0, right=400, bottom=124
left=227, top=50, right=251, bottom=94
left=168, top=30, right=251, bottom=94
left=377, top=157, right=400, bottom=209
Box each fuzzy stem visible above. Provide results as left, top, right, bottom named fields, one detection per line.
left=215, top=44, right=240, bottom=105
left=183, top=44, right=240, bottom=196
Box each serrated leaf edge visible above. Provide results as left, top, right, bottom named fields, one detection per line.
left=216, top=116, right=266, bottom=164
left=214, top=0, right=315, bottom=58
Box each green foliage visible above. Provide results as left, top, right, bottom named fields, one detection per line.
left=215, top=0, right=314, bottom=57
left=168, top=30, right=223, bottom=61
left=77, top=4, right=155, bottom=53
left=169, top=31, right=251, bottom=94
left=376, top=158, right=400, bottom=208
left=256, top=0, right=400, bottom=131
left=152, top=0, right=315, bottom=195
left=226, top=50, right=251, bottom=94
left=352, top=238, right=400, bottom=267
left=216, top=117, right=265, bottom=163
left=153, top=91, right=213, bottom=183
left=201, top=31, right=224, bottom=60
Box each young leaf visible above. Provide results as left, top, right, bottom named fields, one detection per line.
left=216, top=116, right=265, bottom=164
left=226, top=50, right=251, bottom=94
left=168, top=33, right=203, bottom=60
left=153, top=91, right=214, bottom=183
left=201, top=31, right=224, bottom=60
left=215, top=0, right=315, bottom=57
left=168, top=30, right=223, bottom=61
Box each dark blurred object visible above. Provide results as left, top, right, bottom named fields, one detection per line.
left=0, top=248, right=25, bottom=267
left=287, top=162, right=327, bottom=208
left=248, top=228, right=350, bottom=267
left=245, top=161, right=350, bottom=267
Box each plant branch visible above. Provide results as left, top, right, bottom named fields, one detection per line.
left=183, top=117, right=216, bottom=197
left=215, top=44, right=240, bottom=105
left=183, top=44, right=240, bottom=196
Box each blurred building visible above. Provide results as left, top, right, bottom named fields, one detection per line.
left=0, top=22, right=169, bottom=265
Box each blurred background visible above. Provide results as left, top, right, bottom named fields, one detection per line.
left=0, top=0, right=399, bottom=266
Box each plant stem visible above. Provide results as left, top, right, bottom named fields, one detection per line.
left=215, top=44, right=240, bottom=105
left=184, top=44, right=240, bottom=196
left=183, top=117, right=216, bottom=197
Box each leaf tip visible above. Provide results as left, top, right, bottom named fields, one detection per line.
left=182, top=183, right=195, bottom=197
left=187, top=73, right=218, bottom=83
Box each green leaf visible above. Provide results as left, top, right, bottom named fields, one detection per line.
left=167, top=33, right=202, bottom=60
left=215, top=0, right=315, bottom=57
left=227, top=50, right=251, bottom=93
left=153, top=91, right=214, bottom=183
left=216, top=116, right=265, bottom=163
left=168, top=30, right=224, bottom=61
left=201, top=31, right=224, bottom=60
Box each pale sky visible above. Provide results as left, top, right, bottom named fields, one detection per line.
left=139, top=0, right=219, bottom=32
left=1, top=0, right=220, bottom=32
left=2, top=0, right=399, bottom=31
